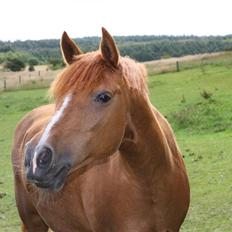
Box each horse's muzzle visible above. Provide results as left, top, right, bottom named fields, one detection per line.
left=24, top=143, right=71, bottom=192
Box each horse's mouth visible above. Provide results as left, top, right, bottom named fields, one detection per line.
left=34, top=165, right=71, bottom=192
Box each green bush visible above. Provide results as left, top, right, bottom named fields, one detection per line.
left=4, top=58, right=25, bottom=71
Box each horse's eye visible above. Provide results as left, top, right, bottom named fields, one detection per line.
left=95, top=92, right=112, bottom=104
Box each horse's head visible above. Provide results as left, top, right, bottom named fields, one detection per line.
left=24, top=28, right=145, bottom=192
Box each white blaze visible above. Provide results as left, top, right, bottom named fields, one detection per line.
left=32, top=94, right=72, bottom=173
left=32, top=151, right=38, bottom=174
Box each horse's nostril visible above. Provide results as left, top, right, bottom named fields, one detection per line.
left=37, top=146, right=53, bottom=169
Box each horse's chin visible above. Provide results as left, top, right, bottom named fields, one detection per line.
left=34, top=165, right=71, bottom=192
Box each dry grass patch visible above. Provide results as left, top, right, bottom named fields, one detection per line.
left=0, top=65, right=60, bottom=91
left=144, top=52, right=231, bottom=75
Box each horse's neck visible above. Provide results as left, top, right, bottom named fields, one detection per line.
left=120, top=92, right=173, bottom=181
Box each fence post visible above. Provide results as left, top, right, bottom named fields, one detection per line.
left=19, top=75, right=21, bottom=84
left=4, top=79, right=6, bottom=90
left=176, top=61, right=180, bottom=72
left=38, top=71, right=40, bottom=76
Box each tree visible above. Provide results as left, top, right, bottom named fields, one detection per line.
left=28, top=58, right=39, bottom=66
left=0, top=45, right=13, bottom=53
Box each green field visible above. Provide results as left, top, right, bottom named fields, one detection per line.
left=0, top=60, right=232, bottom=231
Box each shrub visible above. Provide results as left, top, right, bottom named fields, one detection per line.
left=168, top=98, right=231, bottom=133
left=49, top=59, right=65, bottom=70
left=28, top=65, right=35, bottom=72
left=200, top=90, right=213, bottom=100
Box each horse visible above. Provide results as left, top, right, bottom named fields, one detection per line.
left=12, top=28, right=190, bottom=232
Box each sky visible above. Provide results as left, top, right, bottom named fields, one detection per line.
left=0, top=0, right=231, bottom=41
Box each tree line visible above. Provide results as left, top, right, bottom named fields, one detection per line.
left=0, top=34, right=232, bottom=70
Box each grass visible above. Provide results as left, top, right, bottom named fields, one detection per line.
left=149, top=65, right=232, bottom=134
left=0, top=89, right=49, bottom=231
left=179, top=132, right=232, bottom=231
left=148, top=63, right=232, bottom=231
left=0, top=58, right=232, bottom=231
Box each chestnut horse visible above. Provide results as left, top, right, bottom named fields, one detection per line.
left=12, top=28, right=190, bottom=232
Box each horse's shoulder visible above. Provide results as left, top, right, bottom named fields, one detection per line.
left=152, top=106, right=181, bottom=157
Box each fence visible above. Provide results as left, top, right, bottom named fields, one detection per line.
left=143, top=52, right=227, bottom=76
left=0, top=67, right=60, bottom=91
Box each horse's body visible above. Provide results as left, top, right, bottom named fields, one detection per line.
left=12, top=28, right=190, bottom=232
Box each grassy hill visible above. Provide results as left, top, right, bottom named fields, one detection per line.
left=0, top=55, right=232, bottom=231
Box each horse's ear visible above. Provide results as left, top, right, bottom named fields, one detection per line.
left=100, top=27, right=119, bottom=68
left=61, top=31, right=82, bottom=65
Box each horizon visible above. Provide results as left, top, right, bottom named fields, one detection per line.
left=1, top=0, right=231, bottom=42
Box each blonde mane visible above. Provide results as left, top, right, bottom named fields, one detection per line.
left=49, top=51, right=148, bottom=101
left=120, top=56, right=148, bottom=96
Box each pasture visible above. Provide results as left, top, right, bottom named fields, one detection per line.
left=0, top=54, right=232, bottom=231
